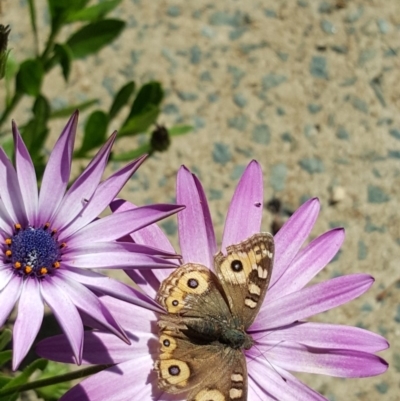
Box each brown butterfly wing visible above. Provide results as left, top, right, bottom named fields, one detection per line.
left=156, top=263, right=235, bottom=335
left=155, top=319, right=247, bottom=401
left=214, top=232, right=275, bottom=328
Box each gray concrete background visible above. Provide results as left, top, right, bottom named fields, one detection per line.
left=2, top=0, right=399, bottom=400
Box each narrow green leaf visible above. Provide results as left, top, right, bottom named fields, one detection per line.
left=50, top=99, right=98, bottom=118
left=15, top=59, right=44, bottom=96
left=126, top=81, right=163, bottom=120
left=0, top=374, right=12, bottom=389
left=76, top=110, right=109, bottom=156
left=27, top=0, right=38, bottom=55
left=0, top=391, right=17, bottom=401
left=4, top=53, right=18, bottom=105
left=0, top=350, right=12, bottom=367
left=112, top=143, right=151, bottom=161
left=0, top=329, right=12, bottom=351
left=35, top=361, right=70, bottom=401
left=169, top=125, right=193, bottom=136
left=0, top=137, right=14, bottom=159
left=53, top=43, right=73, bottom=81
left=1, top=359, right=48, bottom=391
left=109, top=81, right=135, bottom=120
left=67, top=19, right=125, bottom=59
left=67, top=0, right=123, bottom=22
left=4, top=52, right=18, bottom=82
left=119, top=105, right=160, bottom=136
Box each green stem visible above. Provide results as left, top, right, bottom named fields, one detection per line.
left=0, top=364, right=111, bottom=397
left=40, top=25, right=60, bottom=64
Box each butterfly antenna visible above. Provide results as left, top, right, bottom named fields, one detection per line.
left=247, top=342, right=287, bottom=383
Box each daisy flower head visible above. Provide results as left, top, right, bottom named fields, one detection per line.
left=0, top=112, right=183, bottom=370
left=37, top=160, right=388, bottom=401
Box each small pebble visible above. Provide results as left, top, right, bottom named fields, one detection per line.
left=308, top=103, right=323, bottom=114
left=227, top=115, right=248, bottom=131
left=336, top=126, right=350, bottom=140
left=166, top=5, right=181, bottom=17
left=212, top=143, right=232, bottom=165
left=233, top=93, right=247, bottom=108
left=329, top=186, right=346, bottom=205
left=270, top=163, right=287, bottom=191
left=358, top=240, right=368, bottom=261
left=252, top=124, right=271, bottom=145
left=321, top=20, right=336, bottom=34
left=177, top=91, right=198, bottom=101
left=310, top=56, right=328, bottom=79
left=377, top=19, right=390, bottom=34
left=389, top=128, right=400, bottom=140
left=262, top=73, right=287, bottom=90
left=367, top=185, right=390, bottom=203
left=299, top=158, right=325, bottom=173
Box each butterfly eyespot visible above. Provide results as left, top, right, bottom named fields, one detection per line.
left=187, top=278, right=199, bottom=288
left=231, top=260, right=243, bottom=272
left=172, top=300, right=179, bottom=306
left=163, top=339, right=170, bottom=347
left=168, top=365, right=180, bottom=376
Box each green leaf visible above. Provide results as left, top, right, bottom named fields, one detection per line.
left=112, top=143, right=151, bottom=161
left=4, top=52, right=18, bottom=81
left=126, top=81, right=163, bottom=120
left=76, top=110, right=109, bottom=156
left=0, top=374, right=12, bottom=389
left=22, top=95, right=50, bottom=157
left=67, top=19, right=125, bottom=59
left=53, top=43, right=73, bottom=81
left=0, top=329, right=12, bottom=351
left=1, top=359, right=48, bottom=393
left=50, top=99, right=98, bottom=118
left=0, top=391, right=17, bottom=401
left=169, top=125, right=193, bottom=136
left=119, top=104, right=160, bottom=136
left=15, top=59, right=44, bottom=96
left=47, top=0, right=90, bottom=29
left=4, top=53, right=18, bottom=105
left=0, top=137, right=14, bottom=160
left=35, top=361, right=71, bottom=401
left=109, top=81, right=135, bottom=120
left=67, top=0, right=123, bottom=22
left=0, top=350, right=12, bottom=367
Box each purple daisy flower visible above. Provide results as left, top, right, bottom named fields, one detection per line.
left=37, top=160, right=388, bottom=401
left=0, top=112, right=183, bottom=370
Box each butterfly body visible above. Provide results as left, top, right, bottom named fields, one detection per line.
left=155, top=233, right=274, bottom=401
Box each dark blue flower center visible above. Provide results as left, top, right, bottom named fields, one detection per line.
left=5, top=224, right=64, bottom=278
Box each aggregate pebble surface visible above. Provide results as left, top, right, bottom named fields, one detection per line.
left=2, top=0, right=400, bottom=400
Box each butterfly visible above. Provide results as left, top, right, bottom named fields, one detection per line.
left=154, top=232, right=274, bottom=401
